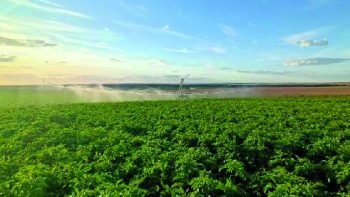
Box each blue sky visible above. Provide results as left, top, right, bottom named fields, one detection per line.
left=0, top=0, right=350, bottom=84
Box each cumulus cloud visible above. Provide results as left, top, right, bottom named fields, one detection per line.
left=284, top=58, right=350, bottom=66
left=0, top=36, right=56, bottom=47
left=0, top=55, right=16, bottom=62
left=237, top=70, right=292, bottom=75
left=282, top=27, right=333, bottom=46
left=296, top=39, right=328, bottom=47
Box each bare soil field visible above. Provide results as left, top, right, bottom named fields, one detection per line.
left=257, top=86, right=350, bottom=96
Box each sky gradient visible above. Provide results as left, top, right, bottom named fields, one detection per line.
left=1, top=0, right=350, bottom=85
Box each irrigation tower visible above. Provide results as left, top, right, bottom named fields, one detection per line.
left=177, top=74, right=190, bottom=99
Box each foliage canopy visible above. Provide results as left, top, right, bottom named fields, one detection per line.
left=0, top=97, right=350, bottom=196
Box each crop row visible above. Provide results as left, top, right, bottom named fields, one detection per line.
left=0, top=97, right=349, bottom=196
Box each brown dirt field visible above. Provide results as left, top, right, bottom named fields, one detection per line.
left=256, top=86, right=350, bottom=96
left=162, top=86, right=350, bottom=97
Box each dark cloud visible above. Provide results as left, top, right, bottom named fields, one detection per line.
left=296, top=39, right=328, bottom=47
left=0, top=55, right=16, bottom=62
left=0, top=36, right=56, bottom=47
left=162, top=75, right=180, bottom=79
left=237, top=70, right=292, bottom=75
left=45, top=61, right=68, bottom=64
left=158, top=59, right=167, bottom=64
left=284, top=58, right=350, bottom=66
left=110, top=58, right=121, bottom=62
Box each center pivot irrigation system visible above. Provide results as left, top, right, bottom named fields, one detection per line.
left=41, top=77, right=68, bottom=89
left=177, top=74, right=190, bottom=99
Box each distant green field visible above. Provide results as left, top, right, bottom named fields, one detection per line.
left=0, top=86, right=176, bottom=108
left=1, top=97, right=350, bottom=196
left=0, top=86, right=85, bottom=107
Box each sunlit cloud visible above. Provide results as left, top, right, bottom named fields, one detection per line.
left=0, top=35, right=56, bottom=47
left=296, top=39, right=328, bottom=47
left=284, top=58, right=350, bottom=66
left=0, top=15, right=123, bottom=53
left=7, top=0, right=90, bottom=19
left=0, top=16, right=86, bottom=33
left=236, top=70, right=292, bottom=75
left=0, top=1, right=349, bottom=85
left=282, top=26, right=333, bottom=46
left=43, top=31, right=123, bottom=52
left=37, top=0, right=64, bottom=8
left=0, top=55, right=16, bottom=62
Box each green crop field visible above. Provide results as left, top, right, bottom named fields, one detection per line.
left=1, top=97, right=350, bottom=196
left=0, top=87, right=84, bottom=108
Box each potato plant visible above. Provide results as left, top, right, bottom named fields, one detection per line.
left=0, top=97, right=350, bottom=196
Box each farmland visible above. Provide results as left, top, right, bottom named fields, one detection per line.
left=1, top=97, right=350, bottom=196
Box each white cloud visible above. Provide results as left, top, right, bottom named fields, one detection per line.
left=113, top=21, right=202, bottom=41
left=0, top=16, right=86, bottom=33
left=236, top=70, right=292, bottom=75
left=282, top=26, right=333, bottom=46
left=163, top=48, right=195, bottom=54
left=284, top=58, right=350, bottom=66
left=8, top=0, right=90, bottom=19
left=207, top=46, right=226, bottom=54
left=296, top=39, right=328, bottom=47
left=0, top=15, right=123, bottom=53
left=37, top=0, right=63, bottom=8
left=162, top=25, right=171, bottom=31
left=219, top=24, right=237, bottom=39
